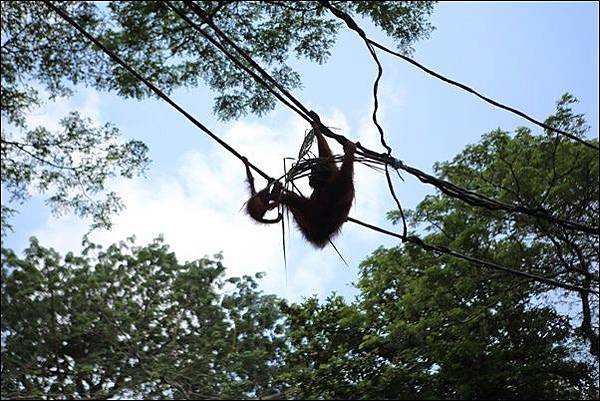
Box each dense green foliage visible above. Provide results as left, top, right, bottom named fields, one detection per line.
left=2, top=226, right=597, bottom=399
left=2, top=97, right=597, bottom=399
left=401, top=94, right=599, bottom=357
left=2, top=2, right=597, bottom=399
left=1, top=236, right=286, bottom=399
left=280, top=95, right=599, bottom=399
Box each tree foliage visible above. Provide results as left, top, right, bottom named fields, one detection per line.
left=1, top=1, right=150, bottom=234
left=1, top=113, right=149, bottom=235
left=281, top=96, right=599, bottom=399
left=2, top=0, right=434, bottom=122
left=1, top=0, right=435, bottom=234
left=1, top=236, right=286, bottom=399
left=282, top=259, right=595, bottom=399
left=394, top=94, right=599, bottom=357
left=100, top=1, right=434, bottom=119
left=2, top=227, right=596, bottom=400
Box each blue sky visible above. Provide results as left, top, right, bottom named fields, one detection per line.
left=4, top=2, right=599, bottom=302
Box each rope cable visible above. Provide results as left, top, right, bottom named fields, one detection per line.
left=43, top=1, right=599, bottom=295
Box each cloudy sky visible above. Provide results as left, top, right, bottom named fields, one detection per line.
left=4, top=2, right=598, bottom=302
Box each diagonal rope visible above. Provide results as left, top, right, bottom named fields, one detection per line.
left=182, top=0, right=313, bottom=122
left=43, top=1, right=598, bottom=295
left=42, top=1, right=270, bottom=182
left=178, top=0, right=598, bottom=236
left=165, top=2, right=311, bottom=123
left=348, top=217, right=598, bottom=295
left=318, top=0, right=599, bottom=152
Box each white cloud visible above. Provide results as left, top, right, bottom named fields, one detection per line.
left=14, top=81, right=421, bottom=304
left=30, top=109, right=393, bottom=301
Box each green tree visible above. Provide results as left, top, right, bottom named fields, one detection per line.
left=1, top=1, right=150, bottom=235
left=1, top=236, right=286, bottom=399
left=1, top=1, right=435, bottom=232
left=403, top=94, right=598, bottom=357
left=280, top=97, right=598, bottom=399
left=1, top=113, right=149, bottom=235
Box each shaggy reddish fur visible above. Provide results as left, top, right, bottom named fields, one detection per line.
left=245, top=130, right=355, bottom=248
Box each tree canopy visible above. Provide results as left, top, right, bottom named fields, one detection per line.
left=2, top=97, right=598, bottom=399
left=1, top=1, right=598, bottom=400
left=1, top=236, right=287, bottom=399
left=280, top=95, right=599, bottom=400
left=396, top=94, right=599, bottom=358
left=1, top=0, right=435, bottom=234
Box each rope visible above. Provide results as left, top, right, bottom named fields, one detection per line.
left=43, top=1, right=599, bottom=295
left=319, top=0, right=598, bottom=151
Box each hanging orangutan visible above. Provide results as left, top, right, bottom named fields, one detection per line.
left=244, top=124, right=356, bottom=248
